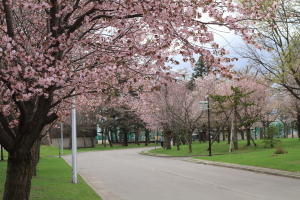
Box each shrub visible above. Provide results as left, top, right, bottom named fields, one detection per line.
left=274, top=147, right=287, bottom=154
left=262, top=124, right=280, bottom=148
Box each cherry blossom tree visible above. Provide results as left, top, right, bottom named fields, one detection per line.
left=209, top=74, right=272, bottom=149
left=235, top=75, right=271, bottom=146
left=275, top=91, right=300, bottom=139
left=135, top=80, right=206, bottom=153
left=0, top=0, right=277, bottom=199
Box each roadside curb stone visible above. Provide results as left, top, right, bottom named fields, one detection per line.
left=185, top=158, right=300, bottom=180
left=140, top=151, right=224, bottom=158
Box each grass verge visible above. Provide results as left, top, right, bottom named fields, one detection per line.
left=149, top=139, right=300, bottom=172
left=43, top=142, right=157, bottom=156
left=0, top=146, right=101, bottom=200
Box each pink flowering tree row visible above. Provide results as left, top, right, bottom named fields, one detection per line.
left=0, top=0, right=277, bottom=199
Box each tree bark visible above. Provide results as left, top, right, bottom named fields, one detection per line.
left=227, top=126, right=231, bottom=144
left=187, top=130, right=193, bottom=153
left=297, top=113, right=300, bottom=140
left=134, top=130, right=140, bottom=145
left=283, top=122, right=288, bottom=138
left=107, top=130, right=113, bottom=148
left=101, top=129, right=104, bottom=144
left=250, top=135, right=257, bottom=147
left=246, top=128, right=251, bottom=146
left=0, top=146, right=4, bottom=161
left=145, top=129, right=150, bottom=146
left=114, top=128, right=119, bottom=143
left=233, top=105, right=238, bottom=150
left=240, top=130, right=245, bottom=140
left=30, top=139, right=41, bottom=177
left=122, top=129, right=128, bottom=146
left=103, top=129, right=107, bottom=147
left=163, top=130, right=171, bottom=150
left=3, top=151, right=33, bottom=200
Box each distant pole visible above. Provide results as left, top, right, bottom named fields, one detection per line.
left=71, top=98, right=78, bottom=184
left=229, top=118, right=234, bottom=152
left=59, top=122, right=64, bottom=158
left=207, top=97, right=212, bottom=156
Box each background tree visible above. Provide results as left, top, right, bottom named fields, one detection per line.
left=241, top=0, right=300, bottom=136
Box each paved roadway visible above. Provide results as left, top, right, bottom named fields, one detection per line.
left=64, top=148, right=300, bottom=200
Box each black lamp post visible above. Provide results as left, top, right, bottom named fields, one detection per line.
left=207, top=96, right=212, bottom=156
left=200, top=96, right=212, bottom=156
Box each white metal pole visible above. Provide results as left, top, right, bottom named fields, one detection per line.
left=71, top=98, right=78, bottom=184
left=60, top=122, right=64, bottom=157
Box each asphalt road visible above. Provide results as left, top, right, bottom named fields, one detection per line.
left=64, top=147, right=300, bottom=200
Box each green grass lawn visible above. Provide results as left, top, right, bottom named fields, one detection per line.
left=0, top=142, right=154, bottom=199
left=149, top=138, right=300, bottom=172
left=0, top=146, right=101, bottom=200
left=45, top=142, right=157, bottom=156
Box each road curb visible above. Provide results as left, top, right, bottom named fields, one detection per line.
left=62, top=157, right=121, bottom=200
left=139, top=151, right=172, bottom=157
left=139, top=151, right=224, bottom=158
left=185, top=158, right=300, bottom=180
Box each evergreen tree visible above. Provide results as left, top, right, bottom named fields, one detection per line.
left=187, top=56, right=209, bottom=90
left=192, top=56, right=209, bottom=79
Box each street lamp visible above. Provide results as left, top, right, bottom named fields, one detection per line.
left=199, top=96, right=212, bottom=156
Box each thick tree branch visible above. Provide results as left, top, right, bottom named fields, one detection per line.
left=2, top=0, right=15, bottom=38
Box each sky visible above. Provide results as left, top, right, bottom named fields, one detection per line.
left=172, top=31, right=249, bottom=73
left=169, top=11, right=255, bottom=76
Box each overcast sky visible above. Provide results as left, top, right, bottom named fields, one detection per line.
left=169, top=14, right=252, bottom=76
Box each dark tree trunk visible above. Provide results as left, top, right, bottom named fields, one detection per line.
left=283, top=122, right=288, bottom=138
left=222, top=128, right=226, bottom=141
left=103, top=129, right=107, bottom=147
left=102, top=129, right=104, bottom=145
left=240, top=130, right=245, bottom=140
left=198, top=130, right=201, bottom=142
left=186, top=130, right=193, bottom=153
left=216, top=130, right=220, bottom=143
left=173, top=134, right=180, bottom=150
left=3, top=151, right=33, bottom=200
left=123, top=131, right=128, bottom=146
left=30, top=139, right=41, bottom=177
left=227, top=126, right=231, bottom=144
left=114, top=128, right=119, bottom=143
left=1, top=146, right=4, bottom=161
left=233, top=123, right=238, bottom=150
left=181, top=137, right=187, bottom=145
left=83, top=135, right=87, bottom=148
left=0, top=93, right=57, bottom=200
left=145, top=129, right=150, bottom=146
left=246, top=128, right=251, bottom=146
left=163, top=130, right=172, bottom=150
left=134, top=130, right=140, bottom=145
left=107, top=130, right=113, bottom=148
left=201, top=126, right=207, bottom=143
left=261, top=123, right=266, bottom=139
left=250, top=135, right=257, bottom=147
left=176, top=143, right=180, bottom=151
left=188, top=142, right=192, bottom=153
